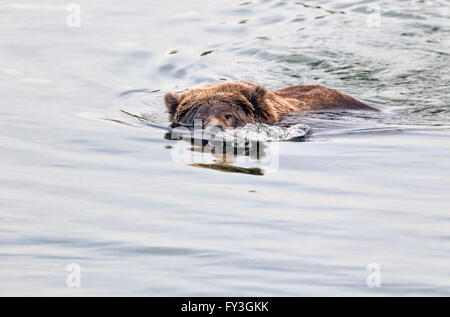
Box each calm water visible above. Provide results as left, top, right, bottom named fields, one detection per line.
left=1, top=0, right=450, bottom=296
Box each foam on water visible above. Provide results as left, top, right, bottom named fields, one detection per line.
left=215, top=123, right=310, bottom=142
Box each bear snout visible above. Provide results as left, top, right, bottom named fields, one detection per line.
left=204, top=117, right=226, bottom=131
left=205, top=124, right=224, bottom=132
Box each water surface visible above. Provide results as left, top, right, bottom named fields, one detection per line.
left=0, top=0, right=449, bottom=296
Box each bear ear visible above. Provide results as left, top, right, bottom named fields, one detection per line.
left=244, top=84, right=277, bottom=123
left=245, top=85, right=268, bottom=108
left=164, top=92, right=181, bottom=119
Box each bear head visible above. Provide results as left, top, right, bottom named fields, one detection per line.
left=164, top=82, right=278, bottom=130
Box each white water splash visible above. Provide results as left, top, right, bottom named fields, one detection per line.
left=215, top=123, right=310, bottom=142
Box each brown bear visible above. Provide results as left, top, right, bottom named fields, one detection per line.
left=164, top=81, right=377, bottom=130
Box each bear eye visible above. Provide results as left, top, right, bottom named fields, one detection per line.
left=224, top=114, right=233, bottom=121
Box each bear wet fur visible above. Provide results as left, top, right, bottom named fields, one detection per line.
left=164, top=81, right=377, bottom=130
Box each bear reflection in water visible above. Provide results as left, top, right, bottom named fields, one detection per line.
left=164, top=127, right=269, bottom=175
left=164, top=123, right=310, bottom=176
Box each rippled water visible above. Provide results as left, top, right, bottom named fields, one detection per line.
left=1, top=0, right=449, bottom=296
